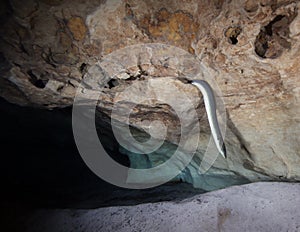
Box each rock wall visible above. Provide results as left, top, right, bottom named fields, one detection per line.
left=1, top=0, right=300, bottom=188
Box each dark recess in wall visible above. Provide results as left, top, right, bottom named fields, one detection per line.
left=0, top=97, right=203, bottom=230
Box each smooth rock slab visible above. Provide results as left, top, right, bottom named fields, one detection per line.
left=20, top=182, right=300, bottom=232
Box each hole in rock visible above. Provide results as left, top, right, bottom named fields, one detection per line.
left=106, top=78, right=119, bottom=89
left=57, top=85, right=64, bottom=92
left=27, top=70, right=49, bottom=89
left=225, top=26, right=242, bottom=45
left=79, top=63, right=87, bottom=73
left=254, top=14, right=296, bottom=58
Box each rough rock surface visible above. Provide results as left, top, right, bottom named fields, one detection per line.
left=1, top=0, right=300, bottom=187
left=19, top=182, right=300, bottom=232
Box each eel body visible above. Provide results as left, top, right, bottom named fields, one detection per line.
left=191, top=80, right=227, bottom=158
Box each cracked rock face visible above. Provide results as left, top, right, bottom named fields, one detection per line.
left=1, top=0, right=300, bottom=189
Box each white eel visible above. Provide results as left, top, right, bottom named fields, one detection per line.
left=191, top=80, right=227, bottom=158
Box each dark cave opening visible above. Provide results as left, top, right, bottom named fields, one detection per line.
left=0, top=97, right=203, bottom=215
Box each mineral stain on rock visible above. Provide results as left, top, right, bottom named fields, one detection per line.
left=137, top=8, right=199, bottom=53
left=217, top=208, right=232, bottom=232
left=67, top=16, right=87, bottom=41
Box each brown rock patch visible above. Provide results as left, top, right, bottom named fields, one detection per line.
left=67, top=16, right=87, bottom=41
left=138, top=9, right=198, bottom=53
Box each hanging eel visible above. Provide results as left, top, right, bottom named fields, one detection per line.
left=191, top=80, right=227, bottom=158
